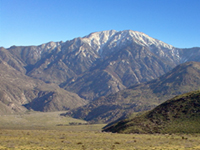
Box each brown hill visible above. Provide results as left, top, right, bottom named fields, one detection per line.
left=0, top=58, right=87, bottom=114
left=0, top=47, right=26, bottom=73
left=103, top=90, right=200, bottom=134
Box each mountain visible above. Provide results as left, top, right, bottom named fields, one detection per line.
left=5, top=30, right=200, bottom=101
left=103, top=90, right=200, bottom=134
left=0, top=58, right=87, bottom=115
left=2, top=30, right=200, bottom=115
left=65, top=62, right=200, bottom=123
left=0, top=47, right=26, bottom=73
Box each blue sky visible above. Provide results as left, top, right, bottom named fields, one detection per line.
left=0, top=0, right=200, bottom=48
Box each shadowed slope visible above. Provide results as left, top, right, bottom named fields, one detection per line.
left=103, top=90, right=200, bottom=134
left=66, top=62, right=200, bottom=123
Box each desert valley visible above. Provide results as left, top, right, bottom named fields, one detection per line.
left=0, top=30, right=200, bottom=149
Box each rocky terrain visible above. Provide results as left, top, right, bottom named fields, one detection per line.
left=66, top=62, right=200, bottom=123
left=0, top=54, right=87, bottom=114
left=1, top=30, right=200, bottom=115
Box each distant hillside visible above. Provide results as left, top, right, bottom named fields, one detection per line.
left=103, top=90, right=200, bottom=134
left=0, top=47, right=26, bottom=73
left=66, top=62, right=200, bottom=123
left=0, top=58, right=87, bottom=115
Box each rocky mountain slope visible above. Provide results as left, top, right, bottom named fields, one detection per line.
left=65, top=62, right=200, bottom=123
left=0, top=58, right=87, bottom=115
left=5, top=30, right=200, bottom=101
left=1, top=30, right=200, bottom=115
left=103, top=90, right=200, bottom=134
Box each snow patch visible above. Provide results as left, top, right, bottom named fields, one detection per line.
left=109, top=61, right=116, bottom=66
left=82, top=30, right=117, bottom=55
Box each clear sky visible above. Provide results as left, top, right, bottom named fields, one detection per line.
left=0, top=0, right=200, bottom=48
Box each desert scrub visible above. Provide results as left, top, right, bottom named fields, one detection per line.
left=0, top=129, right=200, bottom=149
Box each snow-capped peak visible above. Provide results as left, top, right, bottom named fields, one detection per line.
left=128, top=30, right=174, bottom=49
left=79, top=30, right=175, bottom=58
left=82, top=30, right=117, bottom=54
left=106, top=30, right=174, bottom=50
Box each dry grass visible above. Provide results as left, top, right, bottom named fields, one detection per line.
left=0, top=111, right=87, bottom=130
left=0, top=112, right=200, bottom=149
left=0, top=128, right=200, bottom=150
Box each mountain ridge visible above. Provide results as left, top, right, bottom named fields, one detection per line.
left=1, top=30, right=200, bottom=114
left=4, top=30, right=200, bottom=101
left=65, top=61, right=200, bottom=123
left=0, top=58, right=87, bottom=114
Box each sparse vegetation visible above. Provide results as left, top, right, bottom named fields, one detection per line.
left=0, top=112, right=200, bottom=150
left=0, top=128, right=200, bottom=149
left=0, top=111, right=88, bottom=130
left=0, top=98, right=200, bottom=149
left=2, top=111, right=200, bottom=149
left=103, top=90, right=200, bottom=134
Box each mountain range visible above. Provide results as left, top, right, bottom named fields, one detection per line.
left=65, top=61, right=200, bottom=123
left=0, top=47, right=87, bottom=114
left=1, top=30, right=200, bottom=115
